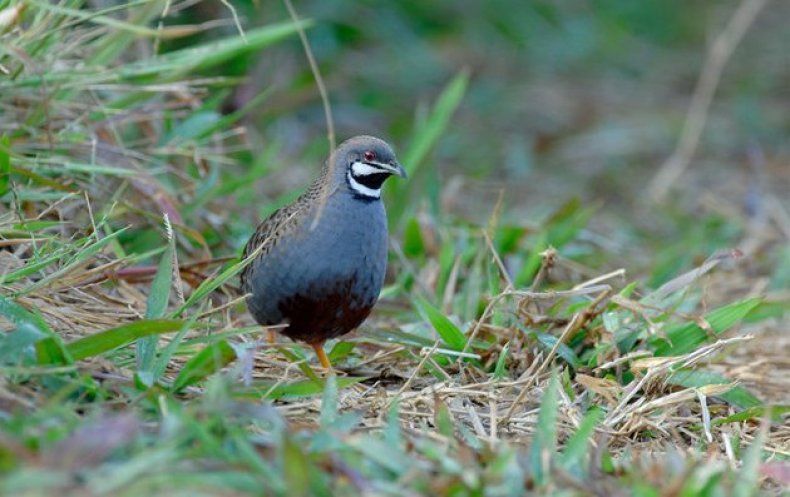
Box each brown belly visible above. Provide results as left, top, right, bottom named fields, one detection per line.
left=274, top=278, right=376, bottom=344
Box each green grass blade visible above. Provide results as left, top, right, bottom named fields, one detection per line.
left=0, top=248, right=64, bottom=285
left=29, top=0, right=164, bottom=36
left=389, top=71, right=468, bottom=226
left=402, top=70, right=468, bottom=176
left=0, top=134, right=9, bottom=197
left=234, top=377, right=366, bottom=400
left=150, top=326, right=190, bottom=384
left=120, top=21, right=311, bottom=81
left=167, top=89, right=274, bottom=143
left=137, top=233, right=174, bottom=372
left=414, top=295, right=466, bottom=351
left=667, top=369, right=761, bottom=409
left=526, top=329, right=581, bottom=369
left=67, top=319, right=185, bottom=361
left=89, top=1, right=162, bottom=65
left=276, top=346, right=321, bottom=384
left=493, top=342, right=510, bottom=380
left=529, top=371, right=559, bottom=486
left=143, top=240, right=174, bottom=318
left=142, top=311, right=202, bottom=387
left=20, top=227, right=130, bottom=295
left=654, top=298, right=761, bottom=356
left=327, top=341, right=355, bottom=364
left=282, top=435, right=311, bottom=497
left=544, top=198, right=596, bottom=249
left=712, top=405, right=790, bottom=425
left=172, top=255, right=249, bottom=317
left=34, top=337, right=71, bottom=365
left=733, top=419, right=768, bottom=497
left=0, top=294, right=54, bottom=335
left=559, top=407, right=604, bottom=472
left=320, top=374, right=338, bottom=427
left=171, top=340, right=237, bottom=392
left=0, top=325, right=43, bottom=363
left=0, top=295, right=70, bottom=364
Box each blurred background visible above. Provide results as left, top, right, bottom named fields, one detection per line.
left=166, top=0, right=790, bottom=287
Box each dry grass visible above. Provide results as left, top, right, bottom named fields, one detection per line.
left=4, top=195, right=788, bottom=459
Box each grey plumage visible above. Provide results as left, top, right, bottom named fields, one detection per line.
left=240, top=136, right=406, bottom=366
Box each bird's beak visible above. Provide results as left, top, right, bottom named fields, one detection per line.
left=365, top=159, right=408, bottom=179
left=386, top=160, right=408, bottom=179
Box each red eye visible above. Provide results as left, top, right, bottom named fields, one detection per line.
left=364, top=150, right=376, bottom=161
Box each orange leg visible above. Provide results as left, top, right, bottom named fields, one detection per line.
left=266, top=329, right=276, bottom=344
left=310, top=342, right=332, bottom=370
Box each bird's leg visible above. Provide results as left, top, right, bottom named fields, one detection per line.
left=310, top=342, right=332, bottom=370
left=266, top=329, right=276, bottom=344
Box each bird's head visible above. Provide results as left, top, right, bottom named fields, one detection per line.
left=332, top=135, right=407, bottom=200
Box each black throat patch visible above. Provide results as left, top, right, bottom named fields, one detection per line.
left=353, top=172, right=389, bottom=190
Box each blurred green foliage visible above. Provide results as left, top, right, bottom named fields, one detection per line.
left=158, top=0, right=790, bottom=288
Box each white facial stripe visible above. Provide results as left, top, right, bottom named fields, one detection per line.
left=347, top=170, right=381, bottom=198
left=351, top=161, right=385, bottom=177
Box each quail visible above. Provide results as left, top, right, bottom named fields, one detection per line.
left=240, top=135, right=406, bottom=369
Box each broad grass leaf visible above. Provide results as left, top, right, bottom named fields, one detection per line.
left=493, top=342, right=510, bottom=381
left=137, top=236, right=174, bottom=372
left=403, top=217, right=426, bottom=257
left=276, top=346, right=321, bottom=384
left=67, top=319, right=184, bottom=361
left=320, top=374, right=338, bottom=427
left=122, top=21, right=311, bottom=80
left=20, top=227, right=130, bottom=295
left=529, top=371, right=559, bottom=486
left=389, top=71, right=468, bottom=227
left=0, top=294, right=53, bottom=334
left=347, top=437, right=412, bottom=475
left=0, top=252, right=64, bottom=285
left=544, top=198, right=596, bottom=248
left=327, top=341, right=355, bottom=363
left=559, top=407, right=603, bottom=473
left=653, top=298, right=760, bottom=356
left=233, top=377, right=366, bottom=400
left=667, top=369, right=761, bottom=409
left=0, top=134, right=9, bottom=196
left=515, top=232, right=547, bottom=287
left=743, top=300, right=787, bottom=323
left=282, top=435, right=311, bottom=497
left=713, top=405, right=790, bottom=425
left=734, top=419, right=768, bottom=497
left=30, top=0, right=164, bottom=36
left=172, top=258, right=243, bottom=317
left=414, top=295, right=466, bottom=351
left=526, top=330, right=581, bottom=369
left=172, top=340, right=236, bottom=392
left=0, top=324, right=44, bottom=363
left=0, top=295, right=70, bottom=364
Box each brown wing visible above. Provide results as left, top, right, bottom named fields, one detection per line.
left=239, top=195, right=315, bottom=293
left=239, top=168, right=334, bottom=293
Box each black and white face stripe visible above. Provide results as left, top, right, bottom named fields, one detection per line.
left=347, top=161, right=393, bottom=199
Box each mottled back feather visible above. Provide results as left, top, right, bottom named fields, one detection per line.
left=239, top=165, right=332, bottom=293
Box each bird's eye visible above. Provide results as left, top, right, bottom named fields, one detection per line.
left=364, top=150, right=376, bottom=162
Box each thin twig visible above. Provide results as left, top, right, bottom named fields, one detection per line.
left=648, top=0, right=770, bottom=201
left=386, top=341, right=441, bottom=410
left=219, top=0, right=247, bottom=43
left=282, top=0, right=337, bottom=230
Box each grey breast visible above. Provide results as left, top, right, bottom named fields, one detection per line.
left=245, top=189, right=388, bottom=342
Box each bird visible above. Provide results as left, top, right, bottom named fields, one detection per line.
left=240, top=135, right=406, bottom=370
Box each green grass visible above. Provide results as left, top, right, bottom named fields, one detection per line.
left=1, top=1, right=789, bottom=496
